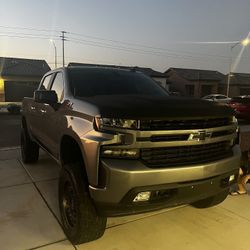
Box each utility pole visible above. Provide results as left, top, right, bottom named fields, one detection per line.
left=60, top=31, right=67, bottom=67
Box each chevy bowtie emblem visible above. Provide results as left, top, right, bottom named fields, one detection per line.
left=188, top=131, right=212, bottom=141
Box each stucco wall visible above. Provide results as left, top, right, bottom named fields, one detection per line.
left=167, top=71, right=190, bottom=95
left=167, top=70, right=220, bottom=97
left=152, top=77, right=168, bottom=90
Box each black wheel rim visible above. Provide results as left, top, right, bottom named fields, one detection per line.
left=62, top=181, right=78, bottom=228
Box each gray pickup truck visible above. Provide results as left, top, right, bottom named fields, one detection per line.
left=21, top=66, right=241, bottom=244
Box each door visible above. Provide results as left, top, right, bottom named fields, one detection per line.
left=29, top=74, right=53, bottom=141
left=38, top=72, right=65, bottom=156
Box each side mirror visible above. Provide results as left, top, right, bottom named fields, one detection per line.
left=34, top=90, right=58, bottom=104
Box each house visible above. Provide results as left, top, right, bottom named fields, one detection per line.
left=0, top=57, right=50, bottom=102
left=165, top=68, right=225, bottom=97
left=131, top=67, right=168, bottom=89
left=222, top=73, right=250, bottom=97
left=68, top=62, right=168, bottom=90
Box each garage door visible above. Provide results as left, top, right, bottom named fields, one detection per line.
left=4, top=81, right=39, bottom=102
left=240, top=88, right=250, bottom=95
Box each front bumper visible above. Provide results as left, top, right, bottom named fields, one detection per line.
left=89, top=145, right=241, bottom=216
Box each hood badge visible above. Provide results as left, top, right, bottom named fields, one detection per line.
left=188, top=131, right=212, bottom=141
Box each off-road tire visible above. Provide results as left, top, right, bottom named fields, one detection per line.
left=191, top=189, right=229, bottom=208
left=59, top=163, right=107, bottom=244
left=21, top=128, right=39, bottom=163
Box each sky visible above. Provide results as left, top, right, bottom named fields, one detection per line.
left=0, top=0, right=250, bottom=74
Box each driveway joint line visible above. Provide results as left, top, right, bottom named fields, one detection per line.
left=0, top=146, right=20, bottom=151
left=0, top=181, right=32, bottom=190
left=27, top=239, right=74, bottom=250
left=219, top=205, right=250, bottom=222
left=34, top=177, right=59, bottom=184
left=18, top=159, right=72, bottom=244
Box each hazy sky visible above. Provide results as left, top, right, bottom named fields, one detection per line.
left=0, top=0, right=250, bottom=73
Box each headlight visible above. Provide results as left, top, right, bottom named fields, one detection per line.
left=95, top=117, right=139, bottom=130
left=232, top=116, right=238, bottom=124
left=231, top=116, right=239, bottom=146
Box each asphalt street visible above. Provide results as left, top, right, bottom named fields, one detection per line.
left=0, top=114, right=21, bottom=148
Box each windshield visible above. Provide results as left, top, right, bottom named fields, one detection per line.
left=68, top=68, right=169, bottom=97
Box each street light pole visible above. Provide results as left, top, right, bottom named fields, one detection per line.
left=226, top=45, right=234, bottom=97
left=226, top=38, right=250, bottom=96
left=50, top=40, right=57, bottom=69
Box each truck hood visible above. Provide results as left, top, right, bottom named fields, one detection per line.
left=78, top=95, right=235, bottom=119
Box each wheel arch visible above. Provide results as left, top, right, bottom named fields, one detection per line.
left=60, top=134, right=89, bottom=184
left=21, top=115, right=33, bottom=139
left=21, top=115, right=27, bottom=129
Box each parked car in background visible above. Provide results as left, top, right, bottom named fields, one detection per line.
left=7, top=103, right=21, bottom=114
left=202, top=94, right=231, bottom=103
left=229, top=96, right=250, bottom=120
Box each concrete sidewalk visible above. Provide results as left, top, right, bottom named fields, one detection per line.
left=0, top=148, right=250, bottom=250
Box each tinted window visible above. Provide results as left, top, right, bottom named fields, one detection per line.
left=216, top=95, right=226, bottom=99
left=68, top=68, right=168, bottom=97
left=203, top=95, right=212, bottom=99
left=40, top=74, right=52, bottom=90
left=51, top=72, right=64, bottom=102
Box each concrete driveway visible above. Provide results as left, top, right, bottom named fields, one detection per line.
left=1, top=147, right=250, bottom=250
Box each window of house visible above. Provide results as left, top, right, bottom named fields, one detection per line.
left=50, top=72, right=64, bottom=102
left=185, top=85, right=194, bottom=96
left=201, top=85, right=212, bottom=96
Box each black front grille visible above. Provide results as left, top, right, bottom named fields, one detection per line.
left=141, top=141, right=233, bottom=168
left=140, top=117, right=232, bottom=130
left=137, top=134, right=190, bottom=142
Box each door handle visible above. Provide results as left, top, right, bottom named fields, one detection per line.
left=41, top=109, right=46, bottom=114
left=30, top=106, right=36, bottom=110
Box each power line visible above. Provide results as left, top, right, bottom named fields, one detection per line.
left=0, top=25, right=61, bottom=33
left=67, top=38, right=231, bottom=63
left=1, top=25, right=250, bottom=67
left=0, top=32, right=60, bottom=41
left=0, top=32, right=249, bottom=65
left=68, top=31, right=238, bottom=61
left=69, top=31, right=175, bottom=52
left=0, top=25, right=235, bottom=61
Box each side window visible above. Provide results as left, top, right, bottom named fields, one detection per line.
left=216, top=95, right=225, bottom=99
left=50, top=72, right=64, bottom=102
left=40, top=74, right=52, bottom=90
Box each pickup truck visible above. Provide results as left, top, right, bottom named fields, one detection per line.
left=21, top=66, right=241, bottom=244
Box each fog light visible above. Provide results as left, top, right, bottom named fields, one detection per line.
left=133, top=191, right=151, bottom=202
left=101, top=148, right=139, bottom=159
left=229, top=175, right=235, bottom=182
